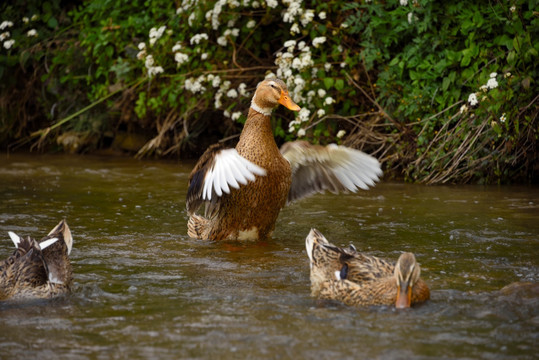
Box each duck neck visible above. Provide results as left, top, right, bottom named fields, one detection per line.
left=236, top=108, right=279, bottom=160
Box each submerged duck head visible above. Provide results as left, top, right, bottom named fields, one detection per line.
left=394, top=252, right=421, bottom=309
left=251, top=78, right=301, bottom=115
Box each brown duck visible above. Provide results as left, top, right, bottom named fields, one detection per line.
left=186, top=78, right=382, bottom=241
left=306, top=229, right=430, bottom=308
left=0, top=220, right=73, bottom=301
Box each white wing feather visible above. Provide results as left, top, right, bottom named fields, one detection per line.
left=203, top=149, right=266, bottom=201
left=8, top=231, right=21, bottom=247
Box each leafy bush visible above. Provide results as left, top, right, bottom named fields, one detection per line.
left=0, top=0, right=536, bottom=183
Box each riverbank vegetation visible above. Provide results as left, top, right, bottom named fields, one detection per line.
left=1, top=0, right=537, bottom=183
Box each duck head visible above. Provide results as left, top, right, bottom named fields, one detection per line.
left=394, top=252, right=421, bottom=309
left=251, top=78, right=301, bottom=115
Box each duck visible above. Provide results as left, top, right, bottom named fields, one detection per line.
left=186, top=78, right=383, bottom=241
left=305, top=228, right=430, bottom=308
left=0, top=219, right=73, bottom=301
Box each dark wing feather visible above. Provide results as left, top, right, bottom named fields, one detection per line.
left=186, top=143, right=226, bottom=215
left=41, top=220, right=72, bottom=285
left=280, top=141, right=382, bottom=204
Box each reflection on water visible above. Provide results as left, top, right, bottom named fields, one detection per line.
left=0, top=154, right=537, bottom=359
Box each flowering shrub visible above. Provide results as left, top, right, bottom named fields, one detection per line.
left=0, top=0, right=537, bottom=183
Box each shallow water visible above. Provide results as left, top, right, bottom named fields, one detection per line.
left=0, top=153, right=537, bottom=359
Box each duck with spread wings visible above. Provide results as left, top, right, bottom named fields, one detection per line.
left=186, top=78, right=383, bottom=241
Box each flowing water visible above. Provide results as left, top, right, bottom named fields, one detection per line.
left=0, top=154, right=537, bottom=359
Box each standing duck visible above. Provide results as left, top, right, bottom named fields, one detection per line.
left=0, top=220, right=73, bottom=301
left=305, top=229, right=430, bottom=308
left=186, top=78, right=382, bottom=241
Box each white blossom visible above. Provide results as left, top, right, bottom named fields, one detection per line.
left=247, top=20, right=256, bottom=28
left=399, top=0, right=408, bottom=5
left=266, top=0, right=278, bottom=8
left=336, top=130, right=346, bottom=138
left=227, top=89, right=238, bottom=98
left=175, top=52, right=189, bottom=64
left=149, top=26, right=166, bottom=41
left=185, top=77, right=207, bottom=94
left=31, top=15, right=39, bottom=21
left=252, top=1, right=260, bottom=7
left=224, top=110, right=231, bottom=118
left=312, top=36, right=326, bottom=48
left=217, top=36, right=227, bottom=46
left=149, top=38, right=157, bottom=46
left=214, top=92, right=223, bottom=108
left=340, top=22, right=349, bottom=29
left=510, top=6, right=516, bottom=12
left=145, top=55, right=154, bottom=68
left=486, top=77, right=498, bottom=89
left=297, top=128, right=306, bottom=137
left=490, top=72, right=497, bottom=78
left=298, top=108, right=310, bottom=122
left=459, top=104, right=468, bottom=114
left=504, top=72, right=511, bottom=78
left=500, top=113, right=506, bottom=123
left=148, top=66, right=164, bottom=77
left=324, top=97, right=334, bottom=105
left=22, top=17, right=29, bottom=24
left=3, top=39, right=15, bottom=49
left=0, top=31, right=9, bottom=41
left=317, top=109, right=325, bottom=118
left=324, top=63, right=331, bottom=71
left=317, top=89, right=326, bottom=97
left=138, top=42, right=146, bottom=50
left=201, top=53, right=208, bottom=60
left=231, top=111, right=242, bottom=121
left=188, top=12, right=197, bottom=26
left=172, top=43, right=182, bottom=52
left=290, top=23, right=300, bottom=34
left=190, top=33, right=209, bottom=45
left=297, top=41, right=306, bottom=50
left=136, top=50, right=146, bottom=60
left=0, top=21, right=14, bottom=30
left=27, top=29, right=38, bottom=37
left=318, top=11, right=326, bottom=20
left=238, top=83, right=249, bottom=96
left=212, top=75, right=222, bottom=88
left=284, top=39, right=296, bottom=49
left=468, top=93, right=478, bottom=106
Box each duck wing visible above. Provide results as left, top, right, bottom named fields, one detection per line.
left=186, top=143, right=266, bottom=218
left=41, top=220, right=73, bottom=285
left=280, top=141, right=382, bottom=203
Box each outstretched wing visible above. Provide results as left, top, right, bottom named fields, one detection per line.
left=280, top=141, right=382, bottom=203
left=186, top=144, right=266, bottom=217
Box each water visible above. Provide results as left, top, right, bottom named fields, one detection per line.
left=0, top=153, right=537, bottom=359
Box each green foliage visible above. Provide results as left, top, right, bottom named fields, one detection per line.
left=0, top=0, right=537, bottom=182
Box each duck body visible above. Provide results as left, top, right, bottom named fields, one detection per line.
left=306, top=229, right=430, bottom=308
left=0, top=220, right=73, bottom=301
left=187, top=78, right=383, bottom=241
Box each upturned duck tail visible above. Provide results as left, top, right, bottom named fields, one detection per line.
left=187, top=214, right=209, bottom=239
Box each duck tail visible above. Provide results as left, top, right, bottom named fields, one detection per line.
left=187, top=214, right=208, bottom=239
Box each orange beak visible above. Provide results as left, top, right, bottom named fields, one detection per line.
left=395, top=284, right=412, bottom=309
left=278, top=90, right=301, bottom=111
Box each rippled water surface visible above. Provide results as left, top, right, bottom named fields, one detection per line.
left=0, top=154, right=537, bottom=359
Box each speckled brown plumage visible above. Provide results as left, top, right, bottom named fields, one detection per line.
left=306, top=229, right=430, bottom=308
left=0, top=220, right=73, bottom=301
left=187, top=79, right=296, bottom=241
left=186, top=78, right=382, bottom=241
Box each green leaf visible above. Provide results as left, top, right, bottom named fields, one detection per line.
left=47, top=16, right=58, bottom=29
left=335, top=78, right=344, bottom=91
left=323, top=77, right=334, bottom=90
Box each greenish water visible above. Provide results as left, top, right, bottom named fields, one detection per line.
left=0, top=153, right=537, bottom=359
